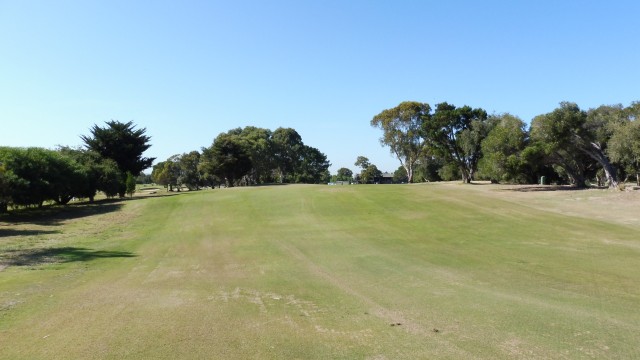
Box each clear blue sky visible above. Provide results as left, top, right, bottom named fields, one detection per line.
left=1, top=1, right=639, bottom=173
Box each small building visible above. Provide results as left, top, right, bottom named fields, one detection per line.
left=375, top=172, right=394, bottom=184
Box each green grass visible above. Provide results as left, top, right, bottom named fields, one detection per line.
left=1, top=184, right=639, bottom=358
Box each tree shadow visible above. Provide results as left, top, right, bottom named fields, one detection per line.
left=0, top=191, right=184, bottom=225
left=1, top=246, right=136, bottom=267
left=0, top=201, right=125, bottom=226
left=0, top=229, right=61, bottom=238
left=506, top=185, right=586, bottom=192
left=122, top=192, right=180, bottom=201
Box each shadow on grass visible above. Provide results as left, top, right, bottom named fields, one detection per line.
left=0, top=229, right=61, bottom=238
left=506, top=185, right=588, bottom=192
left=1, top=201, right=125, bottom=226
left=0, top=191, right=184, bottom=225
left=1, top=246, right=136, bottom=267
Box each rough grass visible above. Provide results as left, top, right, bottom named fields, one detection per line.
left=1, top=184, right=639, bottom=359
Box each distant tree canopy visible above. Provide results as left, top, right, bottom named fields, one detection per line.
left=370, top=100, right=640, bottom=188
left=152, top=126, right=330, bottom=189
left=371, top=101, right=429, bottom=183
left=2, top=98, right=639, bottom=214
left=201, top=132, right=253, bottom=188
left=354, top=156, right=383, bottom=184
left=335, top=167, right=353, bottom=182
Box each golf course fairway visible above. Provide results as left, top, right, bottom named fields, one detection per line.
left=1, top=183, right=639, bottom=359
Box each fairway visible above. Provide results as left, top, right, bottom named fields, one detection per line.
left=1, top=184, right=640, bottom=359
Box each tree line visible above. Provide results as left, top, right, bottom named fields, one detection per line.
left=367, top=101, right=640, bottom=188
left=151, top=126, right=331, bottom=189
left=0, top=121, right=153, bottom=212
left=2, top=99, right=638, bottom=212
left=0, top=122, right=331, bottom=212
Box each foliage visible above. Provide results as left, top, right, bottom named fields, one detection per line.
left=236, top=127, right=275, bottom=184
left=354, top=156, right=370, bottom=170
left=412, top=156, right=444, bottom=182
left=393, top=166, right=408, bottom=183
left=198, top=126, right=330, bottom=187
left=97, top=159, right=123, bottom=198
left=81, top=120, right=155, bottom=196
left=136, top=172, right=153, bottom=184
left=178, top=151, right=202, bottom=190
left=57, top=146, right=112, bottom=201
left=437, top=162, right=461, bottom=181
left=422, top=102, right=489, bottom=183
left=607, top=103, right=640, bottom=184
left=0, top=147, right=89, bottom=207
left=0, top=161, right=9, bottom=212
left=125, top=172, right=136, bottom=197
left=152, top=152, right=203, bottom=191
left=354, top=156, right=381, bottom=184
left=371, top=101, right=429, bottom=183
left=529, top=102, right=619, bottom=188
left=360, top=164, right=382, bottom=184
left=151, top=159, right=180, bottom=191
left=271, top=127, right=304, bottom=183
left=335, top=167, right=353, bottom=182
left=201, top=132, right=252, bottom=187
left=294, top=146, right=331, bottom=184
left=478, top=114, right=529, bottom=183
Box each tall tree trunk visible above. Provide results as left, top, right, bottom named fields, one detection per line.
left=557, top=161, right=582, bottom=188
left=555, top=151, right=586, bottom=188
left=584, top=142, right=619, bottom=188
left=404, top=163, right=413, bottom=183
left=569, top=171, right=586, bottom=188
left=460, top=166, right=471, bottom=183
left=600, top=160, right=619, bottom=188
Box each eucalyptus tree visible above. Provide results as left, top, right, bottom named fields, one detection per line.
left=531, top=102, right=620, bottom=188
left=151, top=157, right=181, bottom=191
left=354, top=156, right=371, bottom=170
left=422, top=102, right=489, bottom=183
left=530, top=104, right=588, bottom=187
left=354, top=156, right=374, bottom=183
left=371, top=101, right=429, bottom=183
